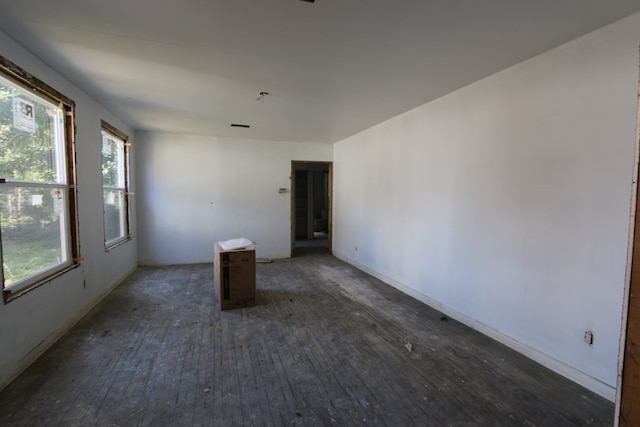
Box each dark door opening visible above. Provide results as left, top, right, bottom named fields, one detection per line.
left=291, top=161, right=332, bottom=257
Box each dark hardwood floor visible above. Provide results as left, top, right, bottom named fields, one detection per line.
left=0, top=253, right=614, bottom=426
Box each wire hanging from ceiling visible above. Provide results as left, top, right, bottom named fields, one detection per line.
left=256, top=91, right=269, bottom=103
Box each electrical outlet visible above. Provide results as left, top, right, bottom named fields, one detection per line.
left=584, top=330, right=594, bottom=345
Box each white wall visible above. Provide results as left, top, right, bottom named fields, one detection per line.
left=333, top=13, right=640, bottom=400
left=0, top=30, right=138, bottom=390
left=136, top=132, right=332, bottom=264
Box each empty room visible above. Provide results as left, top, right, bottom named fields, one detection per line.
left=1, top=1, right=640, bottom=425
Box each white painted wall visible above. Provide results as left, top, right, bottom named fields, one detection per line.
left=0, top=30, right=138, bottom=390
left=136, top=132, right=332, bottom=264
left=333, top=13, right=640, bottom=400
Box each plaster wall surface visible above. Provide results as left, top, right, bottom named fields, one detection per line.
left=333, top=13, right=640, bottom=400
left=136, top=132, right=332, bottom=264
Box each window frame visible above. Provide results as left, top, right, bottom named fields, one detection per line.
left=100, top=120, right=131, bottom=250
left=0, top=55, right=79, bottom=303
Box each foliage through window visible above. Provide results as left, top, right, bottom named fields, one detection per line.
left=101, top=122, right=130, bottom=248
left=0, top=56, right=78, bottom=301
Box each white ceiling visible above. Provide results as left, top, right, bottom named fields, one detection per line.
left=1, top=0, right=639, bottom=144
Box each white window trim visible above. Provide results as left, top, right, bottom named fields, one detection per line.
left=0, top=55, right=79, bottom=303
left=101, top=121, right=131, bottom=250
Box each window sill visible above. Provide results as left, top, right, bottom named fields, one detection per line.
left=105, top=237, right=132, bottom=252
left=3, top=263, right=81, bottom=304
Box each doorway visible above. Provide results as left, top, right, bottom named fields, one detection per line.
left=291, top=161, right=332, bottom=257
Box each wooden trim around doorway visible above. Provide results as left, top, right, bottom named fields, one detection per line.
left=616, top=50, right=640, bottom=427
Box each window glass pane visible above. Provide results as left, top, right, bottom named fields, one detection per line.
left=0, top=56, right=77, bottom=299
left=101, top=125, right=128, bottom=247
left=0, top=185, right=67, bottom=287
left=103, top=189, right=125, bottom=243
left=101, top=133, right=123, bottom=188
left=0, top=77, right=63, bottom=183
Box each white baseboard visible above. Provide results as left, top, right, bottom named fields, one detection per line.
left=333, top=251, right=616, bottom=401
left=0, top=265, right=137, bottom=392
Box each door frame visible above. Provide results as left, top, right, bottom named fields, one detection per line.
left=290, top=160, right=333, bottom=257
left=616, top=63, right=640, bottom=426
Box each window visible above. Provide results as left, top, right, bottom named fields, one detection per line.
left=101, top=121, right=130, bottom=248
left=0, top=56, right=78, bottom=301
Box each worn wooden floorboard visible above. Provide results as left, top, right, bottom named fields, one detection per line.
left=0, top=253, right=614, bottom=426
